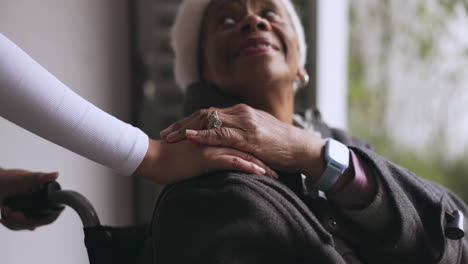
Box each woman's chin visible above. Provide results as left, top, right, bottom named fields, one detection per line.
left=232, top=67, right=289, bottom=86
left=233, top=56, right=290, bottom=77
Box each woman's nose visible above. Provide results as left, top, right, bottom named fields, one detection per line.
left=240, top=14, right=270, bottom=33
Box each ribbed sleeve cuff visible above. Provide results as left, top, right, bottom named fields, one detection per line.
left=328, top=150, right=377, bottom=207
left=119, top=128, right=149, bottom=176
left=340, top=174, right=394, bottom=233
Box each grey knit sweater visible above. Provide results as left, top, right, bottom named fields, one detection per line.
left=147, top=83, right=467, bottom=263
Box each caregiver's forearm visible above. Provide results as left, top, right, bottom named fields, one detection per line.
left=0, top=34, right=148, bottom=176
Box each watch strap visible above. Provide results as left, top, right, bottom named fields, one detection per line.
left=309, top=161, right=345, bottom=191
left=305, top=138, right=350, bottom=193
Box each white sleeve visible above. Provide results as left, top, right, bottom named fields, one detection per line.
left=0, top=34, right=149, bottom=176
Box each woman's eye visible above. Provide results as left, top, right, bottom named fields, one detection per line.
left=263, top=10, right=277, bottom=20
left=222, top=17, right=236, bottom=25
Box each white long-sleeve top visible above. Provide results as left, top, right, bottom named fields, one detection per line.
left=0, top=34, right=148, bottom=176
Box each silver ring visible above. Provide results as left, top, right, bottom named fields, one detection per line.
left=207, top=111, right=222, bottom=129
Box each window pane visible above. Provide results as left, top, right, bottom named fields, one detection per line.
left=349, top=0, right=468, bottom=200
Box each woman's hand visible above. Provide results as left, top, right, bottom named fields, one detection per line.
left=160, top=104, right=327, bottom=180
left=0, top=169, right=62, bottom=230
left=134, top=139, right=278, bottom=184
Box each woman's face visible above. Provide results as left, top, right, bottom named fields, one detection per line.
left=200, top=0, right=301, bottom=98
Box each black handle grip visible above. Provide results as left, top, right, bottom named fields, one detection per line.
left=3, top=181, right=64, bottom=218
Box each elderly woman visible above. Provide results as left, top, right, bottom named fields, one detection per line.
left=149, top=0, right=468, bottom=263
left=0, top=0, right=466, bottom=262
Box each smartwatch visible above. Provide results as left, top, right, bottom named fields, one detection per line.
left=305, top=138, right=350, bottom=193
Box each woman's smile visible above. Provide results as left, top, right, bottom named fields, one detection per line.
left=236, top=37, right=280, bottom=57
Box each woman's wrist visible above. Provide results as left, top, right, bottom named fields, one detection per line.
left=133, top=139, right=162, bottom=180
left=296, top=130, right=327, bottom=180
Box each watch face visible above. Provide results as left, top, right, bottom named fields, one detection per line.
left=326, top=139, right=350, bottom=167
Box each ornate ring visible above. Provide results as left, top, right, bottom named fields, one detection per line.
left=207, top=111, right=223, bottom=129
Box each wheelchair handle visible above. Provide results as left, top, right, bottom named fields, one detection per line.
left=4, top=181, right=101, bottom=228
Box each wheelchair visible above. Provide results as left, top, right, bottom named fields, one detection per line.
left=4, top=181, right=148, bottom=264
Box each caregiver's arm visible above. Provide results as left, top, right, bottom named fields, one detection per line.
left=0, top=34, right=270, bottom=183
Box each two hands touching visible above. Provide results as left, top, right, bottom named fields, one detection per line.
left=140, top=104, right=329, bottom=185
left=0, top=104, right=327, bottom=231
left=0, top=168, right=61, bottom=231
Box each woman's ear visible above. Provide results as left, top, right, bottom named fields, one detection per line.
left=293, top=68, right=310, bottom=91
left=298, top=68, right=310, bottom=87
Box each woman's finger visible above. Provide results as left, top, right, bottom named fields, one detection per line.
left=3, top=171, right=59, bottom=198
left=218, top=156, right=266, bottom=175
left=33, top=209, right=62, bottom=226
left=165, top=114, right=207, bottom=143
left=0, top=206, right=62, bottom=230
left=161, top=107, right=216, bottom=138
left=30, top=171, right=59, bottom=186
left=1, top=208, right=34, bottom=230
left=211, top=148, right=279, bottom=179
left=160, top=111, right=198, bottom=138
left=186, top=127, right=245, bottom=149
left=162, top=107, right=240, bottom=143
left=160, top=119, right=186, bottom=138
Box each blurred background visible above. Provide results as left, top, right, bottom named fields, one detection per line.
left=348, top=0, right=468, bottom=201
left=0, top=0, right=466, bottom=263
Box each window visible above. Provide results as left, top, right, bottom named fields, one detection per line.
left=349, top=0, right=468, bottom=200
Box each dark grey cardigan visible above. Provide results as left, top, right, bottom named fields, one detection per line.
left=147, top=83, right=468, bottom=264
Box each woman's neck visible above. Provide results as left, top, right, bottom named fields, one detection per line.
left=189, top=81, right=295, bottom=124
left=241, top=83, right=295, bottom=124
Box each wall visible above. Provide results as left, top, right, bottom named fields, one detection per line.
left=0, top=0, right=134, bottom=263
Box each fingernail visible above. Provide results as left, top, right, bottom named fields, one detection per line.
left=255, top=165, right=266, bottom=175
left=160, top=127, right=172, bottom=137
left=186, top=130, right=198, bottom=136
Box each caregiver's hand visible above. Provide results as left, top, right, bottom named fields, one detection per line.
left=160, top=104, right=327, bottom=180
left=0, top=169, right=62, bottom=230
left=134, top=138, right=277, bottom=184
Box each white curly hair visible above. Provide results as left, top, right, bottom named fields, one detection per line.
left=171, top=0, right=307, bottom=91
